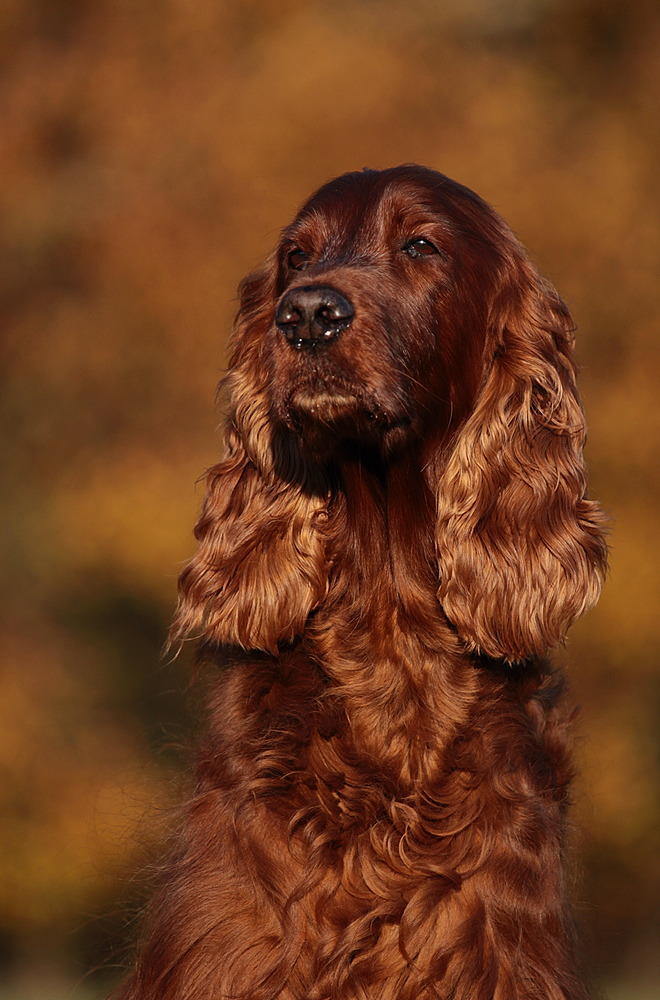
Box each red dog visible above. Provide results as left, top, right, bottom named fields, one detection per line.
left=118, top=166, right=607, bottom=1000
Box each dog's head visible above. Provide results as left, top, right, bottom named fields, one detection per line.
left=172, top=166, right=607, bottom=663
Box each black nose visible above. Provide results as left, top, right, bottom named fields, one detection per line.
left=275, top=285, right=354, bottom=349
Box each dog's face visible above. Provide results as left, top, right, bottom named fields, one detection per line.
left=263, top=166, right=504, bottom=457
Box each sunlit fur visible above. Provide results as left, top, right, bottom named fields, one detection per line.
left=117, top=166, right=607, bottom=1000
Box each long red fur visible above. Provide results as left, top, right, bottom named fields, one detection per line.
left=115, top=166, right=607, bottom=1000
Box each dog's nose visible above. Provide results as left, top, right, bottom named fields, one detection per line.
left=275, top=286, right=354, bottom=349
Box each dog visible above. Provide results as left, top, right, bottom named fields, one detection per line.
left=117, top=165, right=607, bottom=1000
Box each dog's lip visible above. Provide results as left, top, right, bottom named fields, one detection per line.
left=285, top=367, right=359, bottom=401
left=290, top=387, right=356, bottom=408
left=286, top=383, right=363, bottom=417
left=285, top=383, right=411, bottom=433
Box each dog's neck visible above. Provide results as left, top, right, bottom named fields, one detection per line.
left=304, top=445, right=477, bottom=789
left=322, top=441, right=442, bottom=630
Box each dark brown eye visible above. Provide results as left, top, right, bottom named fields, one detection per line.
left=403, top=239, right=439, bottom=258
left=288, top=249, right=311, bottom=270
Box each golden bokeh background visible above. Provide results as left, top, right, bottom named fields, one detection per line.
left=1, top=1, right=658, bottom=997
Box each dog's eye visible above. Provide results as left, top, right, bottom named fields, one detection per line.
left=403, top=239, right=439, bottom=258
left=288, top=249, right=311, bottom=270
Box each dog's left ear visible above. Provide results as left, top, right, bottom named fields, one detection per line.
left=435, top=255, right=607, bottom=663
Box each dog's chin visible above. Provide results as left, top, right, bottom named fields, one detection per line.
left=283, top=387, right=412, bottom=459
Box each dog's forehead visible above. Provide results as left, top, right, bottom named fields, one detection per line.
left=285, top=166, right=488, bottom=250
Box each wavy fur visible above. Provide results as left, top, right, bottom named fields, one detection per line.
left=117, top=166, right=607, bottom=1000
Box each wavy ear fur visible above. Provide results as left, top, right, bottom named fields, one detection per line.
left=171, top=269, right=330, bottom=653
left=435, top=254, right=607, bottom=663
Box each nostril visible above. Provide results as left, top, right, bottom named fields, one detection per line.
left=316, top=303, right=352, bottom=325
left=275, top=304, right=302, bottom=328
left=276, top=285, right=354, bottom=348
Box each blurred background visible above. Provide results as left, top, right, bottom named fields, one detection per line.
left=1, top=0, right=659, bottom=997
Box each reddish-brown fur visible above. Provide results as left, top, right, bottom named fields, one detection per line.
left=116, top=166, right=607, bottom=999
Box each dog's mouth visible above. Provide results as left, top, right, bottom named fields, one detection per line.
left=286, top=366, right=388, bottom=422
left=272, top=323, right=415, bottom=454
left=282, top=380, right=413, bottom=458
left=288, top=383, right=368, bottom=420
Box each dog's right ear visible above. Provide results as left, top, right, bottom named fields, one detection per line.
left=170, top=268, right=330, bottom=654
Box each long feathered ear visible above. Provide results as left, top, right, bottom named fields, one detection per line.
left=435, top=254, right=607, bottom=663
left=170, top=267, right=330, bottom=654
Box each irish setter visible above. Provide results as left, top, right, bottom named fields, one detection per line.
left=117, top=166, right=607, bottom=1000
